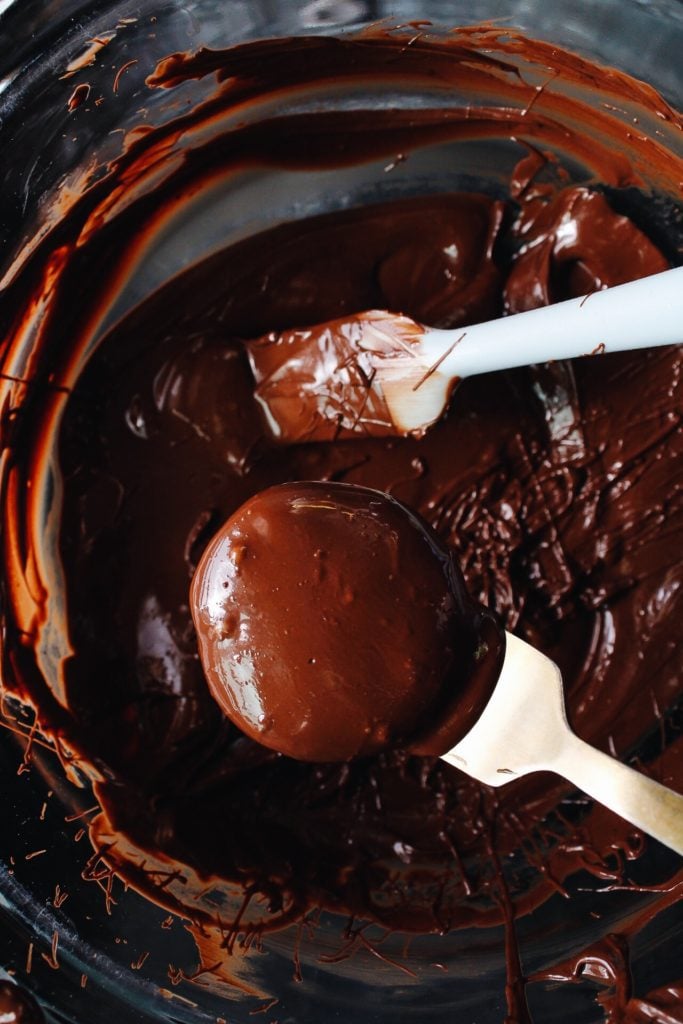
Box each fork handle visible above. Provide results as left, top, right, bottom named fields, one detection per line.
left=551, top=732, right=683, bottom=856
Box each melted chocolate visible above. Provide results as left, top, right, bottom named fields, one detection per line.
left=0, top=982, right=45, bottom=1024
left=39, top=184, right=682, bottom=1002
left=191, top=481, right=503, bottom=761
left=245, top=186, right=669, bottom=444
left=531, top=931, right=683, bottom=1023
left=0, top=24, right=681, bottom=1022
left=246, top=310, right=424, bottom=443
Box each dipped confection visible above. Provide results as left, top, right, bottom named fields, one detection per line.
left=191, top=481, right=504, bottom=761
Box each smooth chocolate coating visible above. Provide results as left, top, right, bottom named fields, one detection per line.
left=191, top=482, right=503, bottom=761
left=0, top=982, right=45, bottom=1024
left=246, top=312, right=423, bottom=443
left=1, top=24, right=681, bottom=1021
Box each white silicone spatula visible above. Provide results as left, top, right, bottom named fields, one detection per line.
left=443, top=632, right=683, bottom=856
left=247, top=267, right=683, bottom=442
left=376, top=266, right=683, bottom=434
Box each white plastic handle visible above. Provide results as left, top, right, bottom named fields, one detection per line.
left=424, top=266, right=683, bottom=380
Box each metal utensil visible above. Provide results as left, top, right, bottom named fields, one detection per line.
left=442, top=632, right=683, bottom=856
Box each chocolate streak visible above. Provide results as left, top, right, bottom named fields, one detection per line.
left=0, top=25, right=681, bottom=1021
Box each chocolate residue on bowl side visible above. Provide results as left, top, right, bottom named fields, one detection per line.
left=0, top=25, right=681, bottom=1022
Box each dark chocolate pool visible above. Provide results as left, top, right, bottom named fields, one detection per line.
left=1, top=19, right=681, bottom=1024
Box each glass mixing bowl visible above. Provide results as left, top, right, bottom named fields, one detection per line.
left=0, top=2, right=681, bottom=1022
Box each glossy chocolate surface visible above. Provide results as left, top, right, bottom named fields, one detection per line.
left=0, top=24, right=681, bottom=1021
left=191, top=481, right=503, bottom=761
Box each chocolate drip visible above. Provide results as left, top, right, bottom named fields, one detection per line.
left=0, top=24, right=681, bottom=1021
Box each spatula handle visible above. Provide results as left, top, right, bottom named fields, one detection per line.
left=427, top=266, right=683, bottom=381
left=551, top=731, right=683, bottom=856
